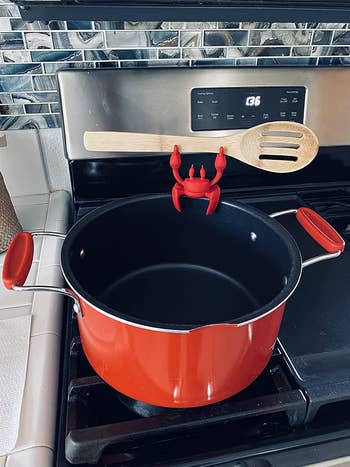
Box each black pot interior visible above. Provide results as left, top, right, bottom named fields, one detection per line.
left=62, top=196, right=301, bottom=329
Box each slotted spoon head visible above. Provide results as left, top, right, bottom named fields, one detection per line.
left=236, top=121, right=319, bottom=173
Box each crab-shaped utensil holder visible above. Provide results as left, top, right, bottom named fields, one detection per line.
left=170, top=145, right=227, bottom=215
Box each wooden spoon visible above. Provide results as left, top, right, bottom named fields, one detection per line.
left=84, top=121, right=319, bottom=173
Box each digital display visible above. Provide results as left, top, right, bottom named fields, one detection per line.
left=245, top=95, right=261, bottom=107
left=191, top=86, right=306, bottom=131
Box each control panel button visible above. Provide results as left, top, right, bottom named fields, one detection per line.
left=263, top=113, right=270, bottom=119
left=292, top=97, right=299, bottom=103
left=280, top=97, right=288, bottom=103
left=280, top=111, right=287, bottom=118
left=290, top=111, right=298, bottom=118
left=226, top=114, right=235, bottom=120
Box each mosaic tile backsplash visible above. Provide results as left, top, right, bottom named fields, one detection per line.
left=1, top=2, right=350, bottom=129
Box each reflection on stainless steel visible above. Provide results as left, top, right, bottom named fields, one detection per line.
left=58, top=68, right=350, bottom=160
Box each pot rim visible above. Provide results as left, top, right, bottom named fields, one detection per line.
left=61, top=194, right=303, bottom=333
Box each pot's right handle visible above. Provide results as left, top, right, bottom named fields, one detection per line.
left=270, top=208, right=345, bottom=268
left=2, top=231, right=82, bottom=316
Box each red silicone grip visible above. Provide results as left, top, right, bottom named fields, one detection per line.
left=2, top=232, right=34, bottom=290
left=296, top=207, right=345, bottom=254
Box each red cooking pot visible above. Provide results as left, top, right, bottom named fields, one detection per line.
left=2, top=195, right=345, bottom=408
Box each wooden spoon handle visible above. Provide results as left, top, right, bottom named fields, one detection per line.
left=84, top=131, right=232, bottom=154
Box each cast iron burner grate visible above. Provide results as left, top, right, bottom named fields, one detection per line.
left=62, top=317, right=307, bottom=465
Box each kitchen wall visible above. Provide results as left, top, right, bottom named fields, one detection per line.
left=0, top=2, right=350, bottom=130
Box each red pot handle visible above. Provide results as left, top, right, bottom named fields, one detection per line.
left=296, top=207, right=345, bottom=254
left=2, top=231, right=82, bottom=316
left=2, top=232, right=34, bottom=290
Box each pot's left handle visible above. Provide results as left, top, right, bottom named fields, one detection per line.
left=270, top=208, right=345, bottom=268
left=2, top=231, right=82, bottom=316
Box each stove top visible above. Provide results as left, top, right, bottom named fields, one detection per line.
left=55, top=67, right=350, bottom=466
left=55, top=188, right=350, bottom=467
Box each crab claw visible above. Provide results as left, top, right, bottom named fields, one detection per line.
left=200, top=165, right=206, bottom=179
left=189, top=164, right=195, bottom=178
left=170, top=145, right=181, bottom=169
left=215, top=146, right=227, bottom=171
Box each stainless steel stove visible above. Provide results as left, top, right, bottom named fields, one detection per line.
left=55, top=67, right=350, bottom=466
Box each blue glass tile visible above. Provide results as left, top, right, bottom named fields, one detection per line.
left=182, top=48, right=226, bottom=59
left=257, top=57, right=317, bottom=66
left=43, top=61, right=94, bottom=73
left=52, top=32, right=104, bottom=49
left=204, top=30, right=248, bottom=47
left=31, top=50, right=82, bottom=62
left=0, top=114, right=61, bottom=130
left=50, top=103, right=60, bottom=113
left=24, top=32, right=52, bottom=49
left=0, top=93, right=13, bottom=104
left=192, top=59, right=235, bottom=67
left=85, top=49, right=157, bottom=60
left=32, top=75, right=57, bottom=91
left=0, top=104, right=24, bottom=115
left=319, top=56, right=350, bottom=65
left=0, top=64, right=42, bottom=75
left=105, top=30, right=178, bottom=48
left=0, top=76, right=32, bottom=92
left=67, top=21, right=93, bottom=30
left=158, top=48, right=180, bottom=59
left=94, top=62, right=119, bottom=69
left=120, top=60, right=190, bottom=68
left=0, top=32, right=24, bottom=49
left=312, top=30, right=333, bottom=45
left=12, top=92, right=58, bottom=104
left=24, top=103, right=50, bottom=113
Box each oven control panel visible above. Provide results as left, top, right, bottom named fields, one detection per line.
left=191, top=86, right=306, bottom=131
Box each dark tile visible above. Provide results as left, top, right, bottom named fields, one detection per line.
left=270, top=23, right=307, bottom=29
left=0, top=93, right=13, bottom=104
left=0, top=114, right=61, bottom=130
left=52, top=32, right=104, bottom=49
left=217, top=22, right=240, bottom=28
left=227, top=46, right=290, bottom=58
left=322, top=46, right=350, bottom=56
left=31, top=50, right=82, bottom=62
left=120, top=60, right=190, bottom=68
left=9, top=19, right=66, bottom=30
left=0, top=76, right=32, bottom=92
left=12, top=92, right=58, bottom=103
left=85, top=49, right=157, bottom=60
left=0, top=32, right=24, bottom=49
left=32, top=75, right=57, bottom=91
left=0, top=63, right=42, bottom=75
left=249, top=29, right=312, bottom=46
left=43, top=61, right=94, bottom=73
left=67, top=21, right=93, bottom=30
left=24, top=32, right=52, bottom=49
left=179, top=31, right=201, bottom=47
left=24, top=103, right=50, bottom=113
left=319, top=56, right=350, bottom=65
left=191, top=59, right=235, bottom=67
left=257, top=57, right=317, bottom=66
left=0, top=5, right=20, bottom=17
left=94, top=21, right=124, bottom=30
left=158, top=48, right=180, bottom=59
left=312, top=30, right=333, bottom=45
left=204, top=30, right=248, bottom=47
left=0, top=104, right=24, bottom=115
left=182, top=47, right=225, bottom=59
left=50, top=103, right=60, bottom=113
left=94, top=61, right=119, bottom=69
left=332, top=30, right=350, bottom=45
